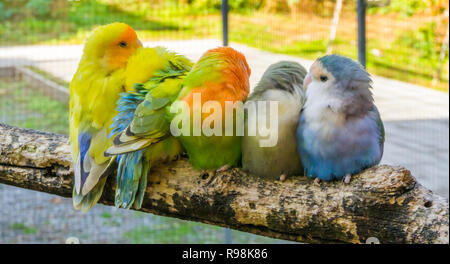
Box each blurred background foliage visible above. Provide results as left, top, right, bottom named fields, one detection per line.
left=0, top=0, right=448, bottom=90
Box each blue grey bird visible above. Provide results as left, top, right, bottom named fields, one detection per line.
left=242, top=61, right=307, bottom=181
left=297, top=54, right=385, bottom=184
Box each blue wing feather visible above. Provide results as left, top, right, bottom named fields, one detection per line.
left=108, top=53, right=191, bottom=209
left=78, top=132, right=92, bottom=188
left=109, top=84, right=147, bottom=137
left=108, top=84, right=149, bottom=209
left=115, top=150, right=146, bottom=209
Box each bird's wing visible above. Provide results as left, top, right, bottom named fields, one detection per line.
left=108, top=78, right=186, bottom=209
left=105, top=59, right=191, bottom=156
left=105, top=50, right=191, bottom=209
left=70, top=65, right=124, bottom=212
left=368, top=105, right=385, bottom=153
left=74, top=128, right=112, bottom=191
left=72, top=123, right=117, bottom=212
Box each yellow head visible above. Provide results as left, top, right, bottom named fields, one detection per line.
left=82, top=23, right=143, bottom=71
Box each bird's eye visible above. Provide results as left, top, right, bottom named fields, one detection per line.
left=118, top=41, right=128, bottom=48
left=320, top=75, right=328, bottom=82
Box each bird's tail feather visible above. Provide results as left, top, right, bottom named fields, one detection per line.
left=73, top=177, right=108, bottom=213
left=115, top=150, right=149, bottom=209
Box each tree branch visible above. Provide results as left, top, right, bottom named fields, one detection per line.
left=0, top=123, right=448, bottom=244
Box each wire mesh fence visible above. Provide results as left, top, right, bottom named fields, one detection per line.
left=0, top=0, right=449, bottom=244
left=1, top=1, right=448, bottom=87
left=226, top=0, right=449, bottom=90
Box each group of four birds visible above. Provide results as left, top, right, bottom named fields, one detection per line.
left=70, top=23, right=384, bottom=212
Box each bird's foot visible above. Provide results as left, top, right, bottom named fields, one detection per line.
left=314, top=178, right=321, bottom=185
left=279, top=174, right=286, bottom=182
left=343, top=174, right=352, bottom=184
left=216, top=164, right=231, bottom=173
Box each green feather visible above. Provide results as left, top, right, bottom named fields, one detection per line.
left=109, top=48, right=192, bottom=210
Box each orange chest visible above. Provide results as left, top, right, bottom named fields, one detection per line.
left=182, top=82, right=248, bottom=119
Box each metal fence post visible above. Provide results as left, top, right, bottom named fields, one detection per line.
left=357, top=0, right=367, bottom=68
left=222, top=2, right=232, bottom=243
left=222, top=0, right=229, bottom=46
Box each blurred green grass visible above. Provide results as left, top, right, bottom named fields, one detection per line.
left=0, top=78, right=69, bottom=134
left=228, top=12, right=449, bottom=92
left=123, top=215, right=290, bottom=244
left=0, top=0, right=220, bottom=45
left=25, top=66, right=69, bottom=88
left=9, top=222, right=37, bottom=235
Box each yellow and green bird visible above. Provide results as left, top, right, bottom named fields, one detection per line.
left=70, top=23, right=143, bottom=212
left=106, top=47, right=251, bottom=209
left=105, top=47, right=193, bottom=209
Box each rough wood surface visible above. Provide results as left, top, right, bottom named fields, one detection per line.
left=0, top=123, right=448, bottom=244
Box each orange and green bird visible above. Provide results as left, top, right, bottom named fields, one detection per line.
left=175, top=47, right=251, bottom=170
left=70, top=22, right=143, bottom=212
left=106, top=47, right=251, bottom=208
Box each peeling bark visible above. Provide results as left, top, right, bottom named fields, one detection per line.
left=0, top=123, right=448, bottom=244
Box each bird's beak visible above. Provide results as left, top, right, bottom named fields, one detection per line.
left=137, top=39, right=143, bottom=48
left=303, top=73, right=312, bottom=90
